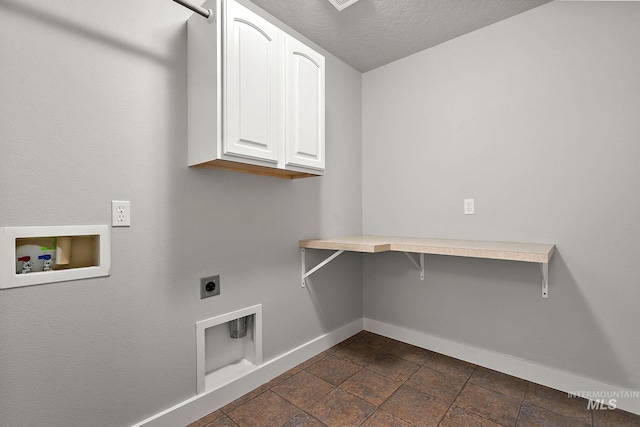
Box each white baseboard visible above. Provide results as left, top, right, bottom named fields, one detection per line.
left=132, top=319, right=363, bottom=427
left=364, top=318, right=640, bottom=416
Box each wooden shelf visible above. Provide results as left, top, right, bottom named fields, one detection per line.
left=299, top=235, right=556, bottom=297
left=300, top=235, right=392, bottom=253
left=299, top=235, right=555, bottom=263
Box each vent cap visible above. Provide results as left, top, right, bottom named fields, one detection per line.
left=327, top=0, right=361, bottom=11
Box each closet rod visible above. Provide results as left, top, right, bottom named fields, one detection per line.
left=173, top=0, right=213, bottom=20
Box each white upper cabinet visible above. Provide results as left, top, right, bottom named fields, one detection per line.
left=187, top=0, right=325, bottom=179
left=285, top=36, right=325, bottom=172
left=224, top=0, right=280, bottom=164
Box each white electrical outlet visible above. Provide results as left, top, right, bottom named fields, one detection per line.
left=464, top=199, right=475, bottom=215
left=111, top=201, right=131, bottom=227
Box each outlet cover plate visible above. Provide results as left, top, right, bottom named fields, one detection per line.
left=464, top=199, right=475, bottom=215
left=200, top=275, right=220, bottom=299
left=111, top=201, right=131, bottom=227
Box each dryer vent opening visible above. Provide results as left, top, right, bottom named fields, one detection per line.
left=229, top=316, right=250, bottom=339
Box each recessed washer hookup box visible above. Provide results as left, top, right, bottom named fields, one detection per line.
left=0, top=225, right=110, bottom=289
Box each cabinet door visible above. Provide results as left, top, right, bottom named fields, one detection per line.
left=224, top=0, right=280, bottom=163
left=285, top=37, right=325, bottom=171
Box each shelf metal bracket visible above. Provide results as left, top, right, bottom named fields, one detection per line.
left=403, top=252, right=425, bottom=280
left=541, top=263, right=549, bottom=298
left=301, top=248, right=345, bottom=287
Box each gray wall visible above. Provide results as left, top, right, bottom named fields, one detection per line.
left=0, top=1, right=362, bottom=426
left=362, top=1, right=640, bottom=392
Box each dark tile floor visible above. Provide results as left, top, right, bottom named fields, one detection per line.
left=188, top=331, right=640, bottom=427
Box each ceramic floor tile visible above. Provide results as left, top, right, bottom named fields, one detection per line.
left=367, top=353, right=420, bottom=382
left=360, top=409, right=413, bottom=427
left=334, top=342, right=384, bottom=367
left=355, top=332, right=399, bottom=353
left=342, top=330, right=370, bottom=346
left=439, top=406, right=505, bottom=427
left=281, top=412, right=327, bottom=427
left=405, top=366, right=467, bottom=404
left=340, top=368, right=403, bottom=407
left=524, top=382, right=592, bottom=425
left=188, top=410, right=225, bottom=427
left=207, top=415, right=240, bottom=427
left=264, top=371, right=294, bottom=389
left=516, top=402, right=592, bottom=427
left=294, top=350, right=332, bottom=372
left=306, top=354, right=362, bottom=386
left=307, top=388, right=376, bottom=427
left=227, top=390, right=301, bottom=427
left=272, top=371, right=335, bottom=409
left=194, top=333, right=640, bottom=427
left=387, top=340, right=434, bottom=365
left=453, top=383, right=521, bottom=427
left=424, top=354, right=476, bottom=381
left=468, top=366, right=528, bottom=401
left=381, top=385, right=450, bottom=427
left=593, top=407, right=640, bottom=426
left=220, top=387, right=268, bottom=414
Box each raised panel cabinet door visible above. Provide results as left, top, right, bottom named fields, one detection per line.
left=285, top=36, right=325, bottom=171
left=224, top=0, right=280, bottom=163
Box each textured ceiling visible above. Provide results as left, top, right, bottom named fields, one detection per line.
left=249, top=0, right=553, bottom=72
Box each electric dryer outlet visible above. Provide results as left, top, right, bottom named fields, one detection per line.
left=200, top=275, right=220, bottom=299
